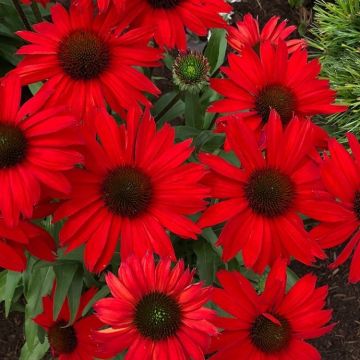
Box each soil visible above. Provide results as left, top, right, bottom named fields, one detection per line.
left=1, top=1, right=358, bottom=360
left=291, top=248, right=360, bottom=360
left=0, top=306, right=24, bottom=359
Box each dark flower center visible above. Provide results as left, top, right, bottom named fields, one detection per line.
left=0, top=123, right=28, bottom=168
left=48, top=321, right=77, bottom=354
left=134, top=291, right=182, bottom=341
left=101, top=166, right=153, bottom=218
left=58, top=30, right=110, bottom=80
left=353, top=191, right=360, bottom=221
left=251, top=313, right=292, bottom=353
left=255, top=85, right=296, bottom=124
left=147, top=0, right=181, bottom=9
left=244, top=168, right=295, bottom=217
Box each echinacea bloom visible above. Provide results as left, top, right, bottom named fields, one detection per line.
left=0, top=73, right=82, bottom=227
left=211, top=258, right=334, bottom=359
left=54, top=108, right=208, bottom=273
left=209, top=41, right=347, bottom=135
left=198, top=111, right=326, bottom=273
left=310, top=134, right=360, bottom=283
left=172, top=51, right=210, bottom=93
left=34, top=288, right=103, bottom=360
left=94, top=254, right=217, bottom=359
left=0, top=217, right=55, bottom=272
left=15, top=0, right=162, bottom=122
left=228, top=14, right=306, bottom=55
left=115, top=0, right=232, bottom=50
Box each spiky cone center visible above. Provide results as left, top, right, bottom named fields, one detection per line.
left=48, top=321, right=77, bottom=354
left=58, top=30, right=110, bottom=80
left=255, top=85, right=296, bottom=124
left=251, top=313, right=292, bottom=353
left=173, top=52, right=210, bottom=93
left=101, top=165, right=153, bottom=218
left=147, top=0, right=181, bottom=9
left=244, top=168, right=295, bottom=217
left=134, top=291, right=182, bottom=341
left=0, top=123, right=28, bottom=168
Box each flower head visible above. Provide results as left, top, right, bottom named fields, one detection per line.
left=198, top=111, right=326, bottom=272
left=209, top=41, right=347, bottom=136
left=54, top=108, right=208, bottom=272
left=228, top=14, right=306, bottom=55
left=0, top=73, right=82, bottom=226
left=211, top=259, right=334, bottom=359
left=114, top=0, right=232, bottom=50
left=310, top=134, right=360, bottom=283
left=0, top=217, right=55, bottom=272
left=33, top=288, right=103, bottom=360
left=94, top=254, right=217, bottom=359
left=173, top=51, right=210, bottom=93
left=15, top=0, right=162, bottom=122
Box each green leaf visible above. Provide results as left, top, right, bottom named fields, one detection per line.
left=53, top=264, right=79, bottom=320
left=204, top=29, right=227, bottom=74
left=19, top=336, right=49, bottom=360
left=81, top=285, right=109, bottom=317
left=175, top=125, right=201, bottom=140
left=193, top=238, right=221, bottom=285
left=24, top=317, right=39, bottom=352
left=3, top=271, right=22, bottom=316
left=24, top=265, right=54, bottom=315
left=68, top=267, right=84, bottom=324
left=0, top=269, right=8, bottom=298
left=286, top=267, right=300, bottom=290
left=184, top=92, right=202, bottom=129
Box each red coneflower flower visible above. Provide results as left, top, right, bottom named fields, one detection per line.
left=115, top=0, right=232, bottom=50
left=15, top=0, right=162, bottom=122
left=228, top=14, right=306, bottom=55
left=54, top=108, right=208, bottom=273
left=0, top=73, right=82, bottom=227
left=0, top=217, right=55, bottom=272
left=209, top=41, right=347, bottom=135
left=93, top=254, right=217, bottom=359
left=34, top=287, right=103, bottom=360
left=198, top=111, right=326, bottom=273
left=310, top=134, right=360, bottom=283
left=211, top=259, right=334, bottom=359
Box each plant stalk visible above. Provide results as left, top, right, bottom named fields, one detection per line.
left=11, top=0, right=32, bottom=31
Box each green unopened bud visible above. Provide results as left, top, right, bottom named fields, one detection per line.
left=172, top=52, right=210, bottom=93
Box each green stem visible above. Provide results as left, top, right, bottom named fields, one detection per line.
left=155, top=92, right=182, bottom=122
left=31, top=1, right=42, bottom=23
left=11, top=0, right=32, bottom=31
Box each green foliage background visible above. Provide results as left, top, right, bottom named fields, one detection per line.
left=310, top=0, right=360, bottom=141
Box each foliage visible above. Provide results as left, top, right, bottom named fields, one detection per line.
left=310, top=0, right=360, bottom=140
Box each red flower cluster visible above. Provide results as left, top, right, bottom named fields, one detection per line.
left=0, top=1, right=356, bottom=358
